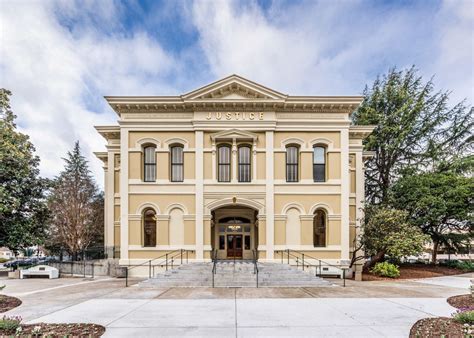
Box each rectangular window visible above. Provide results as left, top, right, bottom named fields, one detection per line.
left=218, top=145, right=231, bottom=182
left=286, top=146, right=299, bottom=182
left=244, top=235, right=250, bottom=250
left=170, top=146, right=184, bottom=182
left=144, top=146, right=156, bottom=182
left=238, top=146, right=251, bottom=182
left=313, top=146, right=326, bottom=182
left=219, top=235, right=225, bottom=250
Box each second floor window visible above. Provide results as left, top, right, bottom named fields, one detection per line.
left=286, top=146, right=299, bottom=182
left=313, top=146, right=326, bottom=182
left=170, top=145, right=184, bottom=182
left=143, top=146, right=156, bottom=182
left=218, top=145, right=231, bottom=182
left=238, top=146, right=251, bottom=182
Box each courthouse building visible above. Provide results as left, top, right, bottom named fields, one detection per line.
left=95, top=75, right=373, bottom=271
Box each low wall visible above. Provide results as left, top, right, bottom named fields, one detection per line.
left=49, top=259, right=126, bottom=277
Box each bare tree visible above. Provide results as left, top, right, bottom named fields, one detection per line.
left=48, top=142, right=103, bottom=260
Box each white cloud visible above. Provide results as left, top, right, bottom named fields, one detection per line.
left=0, top=0, right=178, bottom=187
left=0, top=0, right=471, bottom=189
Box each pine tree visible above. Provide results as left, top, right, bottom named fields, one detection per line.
left=0, top=89, right=48, bottom=253
left=48, top=142, right=103, bottom=260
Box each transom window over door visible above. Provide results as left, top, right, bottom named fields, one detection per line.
left=218, top=145, right=231, bottom=182
left=143, top=208, right=157, bottom=247
left=286, top=145, right=299, bottom=182
left=313, top=146, right=326, bottom=182
left=238, top=145, right=251, bottom=182
left=313, top=209, right=326, bottom=247
left=143, top=146, right=156, bottom=182
left=170, top=145, right=184, bottom=182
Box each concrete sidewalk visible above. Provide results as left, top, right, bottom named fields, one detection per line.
left=1, top=273, right=471, bottom=337
left=27, top=297, right=454, bottom=337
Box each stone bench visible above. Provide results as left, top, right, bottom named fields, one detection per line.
left=20, top=265, right=59, bottom=279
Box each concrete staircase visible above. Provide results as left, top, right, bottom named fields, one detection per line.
left=139, top=261, right=332, bottom=288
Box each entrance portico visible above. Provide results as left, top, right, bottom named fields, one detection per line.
left=211, top=206, right=258, bottom=260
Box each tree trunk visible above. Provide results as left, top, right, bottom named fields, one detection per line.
left=364, top=250, right=386, bottom=270
left=432, top=241, right=439, bottom=264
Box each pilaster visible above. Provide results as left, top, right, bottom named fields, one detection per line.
left=195, top=131, right=204, bottom=260
left=340, top=128, right=350, bottom=261
left=120, top=128, right=129, bottom=260
left=265, top=131, right=275, bottom=260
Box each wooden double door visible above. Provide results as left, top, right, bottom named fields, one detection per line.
left=227, top=234, right=243, bottom=258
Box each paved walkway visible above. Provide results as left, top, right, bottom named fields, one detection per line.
left=1, top=273, right=471, bottom=337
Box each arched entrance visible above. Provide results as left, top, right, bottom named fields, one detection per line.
left=211, top=206, right=258, bottom=260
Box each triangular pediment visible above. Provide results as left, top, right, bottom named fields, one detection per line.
left=182, top=75, right=287, bottom=100
left=210, top=129, right=259, bottom=141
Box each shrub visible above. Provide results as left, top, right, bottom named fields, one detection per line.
left=455, top=261, right=474, bottom=272
left=0, top=315, right=22, bottom=331
left=0, top=258, right=9, bottom=263
left=453, top=308, right=474, bottom=325
left=371, top=262, right=400, bottom=278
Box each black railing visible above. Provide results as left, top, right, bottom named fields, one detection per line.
left=275, top=249, right=348, bottom=287
left=252, top=249, right=259, bottom=288
left=211, top=249, right=218, bottom=288
left=125, top=249, right=193, bottom=287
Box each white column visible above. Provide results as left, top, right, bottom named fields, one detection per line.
left=265, top=131, right=274, bottom=260
left=120, top=128, right=129, bottom=261
left=195, top=131, right=204, bottom=260
left=340, top=128, right=350, bottom=261
left=106, top=151, right=115, bottom=249
left=231, top=138, right=237, bottom=183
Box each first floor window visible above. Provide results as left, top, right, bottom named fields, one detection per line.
left=313, top=209, right=326, bottom=247
left=238, top=145, right=251, bottom=182
left=218, top=145, right=231, bottom=182
left=144, top=208, right=157, bottom=247
left=170, top=145, right=184, bottom=182
left=286, top=145, right=299, bottom=182
left=144, top=146, right=156, bottom=182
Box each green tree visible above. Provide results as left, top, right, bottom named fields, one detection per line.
left=353, top=206, right=429, bottom=268
left=352, top=67, right=472, bottom=205
left=390, top=169, right=473, bottom=263
left=47, top=142, right=103, bottom=260
left=0, top=89, right=48, bottom=253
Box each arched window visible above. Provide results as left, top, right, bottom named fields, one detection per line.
left=238, top=145, right=251, bottom=182
left=218, top=145, right=231, bottom=182
left=313, top=146, right=326, bottom=182
left=170, top=145, right=184, bottom=182
left=143, top=146, right=156, bottom=182
left=143, top=208, right=157, bottom=247
left=313, top=209, right=326, bottom=247
left=286, top=145, right=299, bottom=182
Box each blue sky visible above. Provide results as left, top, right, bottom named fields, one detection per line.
left=1, top=0, right=473, bottom=186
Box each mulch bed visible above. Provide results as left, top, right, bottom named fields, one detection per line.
left=363, top=263, right=466, bottom=281
left=448, top=294, right=474, bottom=310
left=0, top=295, right=22, bottom=313
left=0, top=323, right=105, bottom=337
left=410, top=317, right=468, bottom=338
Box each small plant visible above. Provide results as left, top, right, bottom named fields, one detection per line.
left=0, top=315, right=22, bottom=331
left=31, top=324, right=42, bottom=335
left=0, top=285, right=5, bottom=291
left=452, top=308, right=474, bottom=325
left=371, top=262, right=400, bottom=278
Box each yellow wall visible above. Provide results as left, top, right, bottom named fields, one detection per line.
left=275, top=194, right=341, bottom=214
left=129, top=194, right=196, bottom=214
left=129, top=131, right=195, bottom=148
left=274, top=131, right=341, bottom=148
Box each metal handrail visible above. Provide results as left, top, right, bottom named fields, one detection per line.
left=125, top=249, right=193, bottom=287
left=252, top=249, right=259, bottom=288
left=275, top=249, right=348, bottom=287
left=211, top=249, right=218, bottom=287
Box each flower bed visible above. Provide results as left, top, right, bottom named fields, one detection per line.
left=0, top=320, right=105, bottom=337
left=0, top=295, right=22, bottom=313
left=448, top=294, right=474, bottom=310
left=363, top=263, right=467, bottom=281
left=410, top=317, right=471, bottom=338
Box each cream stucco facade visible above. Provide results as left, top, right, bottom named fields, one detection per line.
left=94, top=75, right=373, bottom=270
